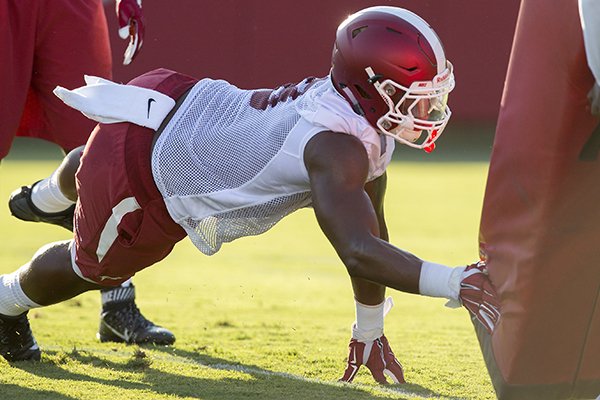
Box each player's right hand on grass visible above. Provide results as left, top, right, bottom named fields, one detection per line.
left=459, top=261, right=501, bottom=334
left=116, top=0, right=144, bottom=65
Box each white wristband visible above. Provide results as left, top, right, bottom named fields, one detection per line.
left=419, top=261, right=464, bottom=302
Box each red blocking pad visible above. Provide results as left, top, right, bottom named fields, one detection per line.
left=477, top=0, right=600, bottom=398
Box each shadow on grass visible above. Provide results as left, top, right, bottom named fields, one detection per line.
left=0, top=383, right=78, bottom=400
left=153, top=346, right=467, bottom=400
left=5, top=346, right=467, bottom=400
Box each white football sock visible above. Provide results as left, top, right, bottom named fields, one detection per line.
left=0, top=268, right=42, bottom=316
left=100, top=279, right=134, bottom=306
left=351, top=297, right=394, bottom=342
left=31, top=169, right=74, bottom=213
left=419, top=261, right=465, bottom=307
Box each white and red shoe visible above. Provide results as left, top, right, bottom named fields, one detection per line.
left=339, top=335, right=405, bottom=384
left=459, top=261, right=501, bottom=334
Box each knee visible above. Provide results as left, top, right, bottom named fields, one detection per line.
left=20, top=240, right=100, bottom=305
left=342, top=253, right=367, bottom=279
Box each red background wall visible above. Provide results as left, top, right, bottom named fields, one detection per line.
left=104, top=1, right=520, bottom=123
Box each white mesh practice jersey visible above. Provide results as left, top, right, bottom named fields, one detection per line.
left=151, top=76, right=395, bottom=255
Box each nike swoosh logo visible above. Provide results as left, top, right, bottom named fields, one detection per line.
left=147, top=98, right=156, bottom=118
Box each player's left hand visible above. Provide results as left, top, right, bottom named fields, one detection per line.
left=459, top=260, right=501, bottom=334
left=115, top=0, right=145, bottom=65
left=588, top=82, right=600, bottom=117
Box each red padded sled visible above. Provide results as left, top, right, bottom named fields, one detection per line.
left=477, top=0, right=600, bottom=398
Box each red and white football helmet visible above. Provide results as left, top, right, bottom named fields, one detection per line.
left=331, top=6, right=455, bottom=152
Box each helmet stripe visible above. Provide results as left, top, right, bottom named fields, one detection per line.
left=360, top=7, right=446, bottom=74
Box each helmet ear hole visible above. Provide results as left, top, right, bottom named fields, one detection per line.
left=351, top=26, right=368, bottom=38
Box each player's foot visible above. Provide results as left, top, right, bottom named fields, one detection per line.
left=8, top=182, right=75, bottom=231
left=339, top=335, right=405, bottom=384
left=459, top=261, right=501, bottom=334
left=0, top=311, right=41, bottom=362
left=98, top=285, right=175, bottom=345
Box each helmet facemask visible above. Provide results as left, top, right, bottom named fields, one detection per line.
left=366, top=61, right=455, bottom=153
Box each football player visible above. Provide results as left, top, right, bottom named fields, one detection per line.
left=0, top=6, right=500, bottom=384
left=0, top=0, right=174, bottom=347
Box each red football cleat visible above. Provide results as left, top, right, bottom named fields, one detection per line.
left=459, top=261, right=501, bottom=334
left=339, top=335, right=405, bottom=384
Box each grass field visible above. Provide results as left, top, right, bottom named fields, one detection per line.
left=0, top=137, right=496, bottom=400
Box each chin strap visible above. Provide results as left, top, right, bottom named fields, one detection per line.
left=339, top=85, right=366, bottom=117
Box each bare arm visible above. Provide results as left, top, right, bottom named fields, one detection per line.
left=349, top=172, right=389, bottom=304
left=304, top=131, right=422, bottom=294
left=364, top=172, right=389, bottom=242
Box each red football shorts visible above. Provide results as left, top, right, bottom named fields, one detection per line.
left=0, top=0, right=112, bottom=159
left=71, top=69, right=198, bottom=286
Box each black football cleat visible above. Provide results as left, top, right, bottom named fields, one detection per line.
left=98, top=285, right=175, bottom=345
left=0, top=312, right=41, bottom=362
left=8, top=182, right=75, bottom=231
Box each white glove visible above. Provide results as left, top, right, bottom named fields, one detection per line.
left=53, top=76, right=175, bottom=130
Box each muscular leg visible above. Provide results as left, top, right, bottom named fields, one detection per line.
left=9, top=144, right=176, bottom=346
left=19, top=240, right=101, bottom=306
left=56, top=146, right=176, bottom=345
left=0, top=240, right=102, bottom=362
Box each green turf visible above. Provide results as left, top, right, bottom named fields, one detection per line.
left=0, top=144, right=496, bottom=399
